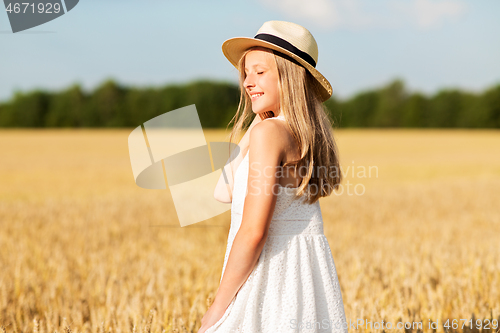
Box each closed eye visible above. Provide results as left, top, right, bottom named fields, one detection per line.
left=257, top=72, right=264, bottom=74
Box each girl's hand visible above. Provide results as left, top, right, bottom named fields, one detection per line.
left=197, top=302, right=228, bottom=333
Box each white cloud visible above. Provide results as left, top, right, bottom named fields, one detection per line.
left=258, top=0, right=468, bottom=31
left=258, top=0, right=375, bottom=30
left=409, top=0, right=467, bottom=29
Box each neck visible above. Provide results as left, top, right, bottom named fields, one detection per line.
left=274, top=108, right=282, bottom=117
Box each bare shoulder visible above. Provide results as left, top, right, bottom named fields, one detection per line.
left=251, top=117, right=288, bottom=139
left=249, top=118, right=288, bottom=159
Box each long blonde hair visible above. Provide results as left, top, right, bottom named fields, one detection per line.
left=226, top=46, right=342, bottom=204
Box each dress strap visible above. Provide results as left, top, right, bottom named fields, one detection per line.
left=263, top=114, right=286, bottom=122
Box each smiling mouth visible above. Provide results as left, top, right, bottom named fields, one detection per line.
left=250, top=93, right=264, bottom=101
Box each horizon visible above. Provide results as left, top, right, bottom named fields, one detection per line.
left=2, top=75, right=499, bottom=105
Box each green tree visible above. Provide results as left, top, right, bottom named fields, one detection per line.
left=428, top=89, right=463, bottom=127
left=372, top=79, right=408, bottom=127
left=340, top=90, right=379, bottom=127
left=401, top=93, right=430, bottom=127
left=85, top=79, right=127, bottom=127
left=482, top=84, right=500, bottom=128
left=9, top=89, right=50, bottom=127
left=45, top=84, right=86, bottom=127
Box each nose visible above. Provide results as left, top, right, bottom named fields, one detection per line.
left=244, top=74, right=255, bottom=90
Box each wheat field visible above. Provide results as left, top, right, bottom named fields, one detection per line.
left=0, top=128, right=499, bottom=333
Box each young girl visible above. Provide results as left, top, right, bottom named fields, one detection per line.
left=199, top=20, right=348, bottom=333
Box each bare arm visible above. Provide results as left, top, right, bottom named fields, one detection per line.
left=210, top=120, right=285, bottom=311
left=213, top=114, right=263, bottom=203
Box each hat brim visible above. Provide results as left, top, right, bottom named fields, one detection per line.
left=222, top=37, right=333, bottom=102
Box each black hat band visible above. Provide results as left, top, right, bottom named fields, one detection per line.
left=254, top=33, right=317, bottom=68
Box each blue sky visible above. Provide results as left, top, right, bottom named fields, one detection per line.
left=1, top=0, right=499, bottom=102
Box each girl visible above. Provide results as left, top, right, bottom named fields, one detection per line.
left=199, top=20, right=348, bottom=333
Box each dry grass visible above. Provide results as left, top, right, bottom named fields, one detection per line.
left=0, top=128, right=499, bottom=333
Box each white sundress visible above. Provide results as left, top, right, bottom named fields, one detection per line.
left=205, top=115, right=348, bottom=333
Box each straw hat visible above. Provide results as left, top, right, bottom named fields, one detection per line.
left=222, top=20, right=333, bottom=102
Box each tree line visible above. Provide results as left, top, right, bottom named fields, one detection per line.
left=0, top=78, right=498, bottom=128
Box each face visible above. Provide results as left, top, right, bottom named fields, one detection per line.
left=243, top=49, right=280, bottom=115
